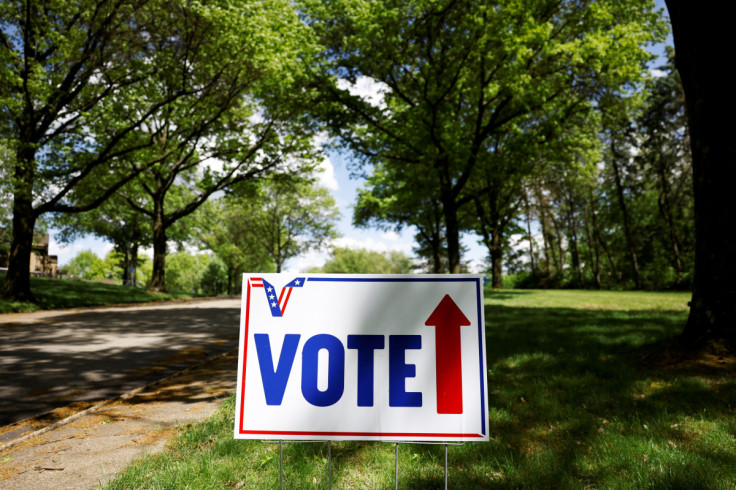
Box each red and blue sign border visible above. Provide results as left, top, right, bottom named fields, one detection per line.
left=237, top=276, right=487, bottom=441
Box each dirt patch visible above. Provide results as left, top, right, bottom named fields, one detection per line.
left=0, top=350, right=238, bottom=489
left=639, top=337, right=736, bottom=373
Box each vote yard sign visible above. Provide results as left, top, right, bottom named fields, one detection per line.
left=234, top=274, right=489, bottom=442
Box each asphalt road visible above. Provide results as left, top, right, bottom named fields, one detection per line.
left=0, top=298, right=241, bottom=427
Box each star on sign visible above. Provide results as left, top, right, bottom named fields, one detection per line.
left=267, top=287, right=273, bottom=292
left=269, top=294, right=275, bottom=300
left=271, top=301, right=277, bottom=307
left=294, top=279, right=300, bottom=285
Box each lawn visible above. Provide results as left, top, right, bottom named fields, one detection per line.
left=0, top=276, right=191, bottom=313
left=104, top=289, right=736, bottom=489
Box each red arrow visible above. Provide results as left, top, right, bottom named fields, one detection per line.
left=425, top=294, right=470, bottom=414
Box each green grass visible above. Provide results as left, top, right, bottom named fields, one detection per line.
left=104, top=289, right=736, bottom=489
left=0, top=276, right=191, bottom=313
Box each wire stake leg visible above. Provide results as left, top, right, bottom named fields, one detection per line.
left=279, top=441, right=284, bottom=490
left=444, top=444, right=448, bottom=490
left=395, top=442, right=399, bottom=490
left=328, top=440, right=333, bottom=490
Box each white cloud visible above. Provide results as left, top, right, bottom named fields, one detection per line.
left=464, top=258, right=485, bottom=274
left=282, top=248, right=330, bottom=274
left=650, top=68, right=667, bottom=78
left=317, top=156, right=338, bottom=191
left=336, top=76, right=390, bottom=109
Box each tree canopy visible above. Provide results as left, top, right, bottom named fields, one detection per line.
left=304, top=0, right=666, bottom=275
left=0, top=0, right=318, bottom=299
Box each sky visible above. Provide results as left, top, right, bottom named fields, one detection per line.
left=48, top=2, right=673, bottom=273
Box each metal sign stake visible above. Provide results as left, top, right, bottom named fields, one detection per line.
left=328, top=440, right=333, bottom=490
left=279, top=441, right=284, bottom=490
left=395, top=442, right=399, bottom=490
left=444, top=444, right=448, bottom=490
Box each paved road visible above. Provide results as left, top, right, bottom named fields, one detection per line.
left=0, top=299, right=241, bottom=427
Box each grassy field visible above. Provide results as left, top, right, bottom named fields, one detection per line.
left=104, top=289, right=736, bottom=489
left=0, top=276, right=191, bottom=313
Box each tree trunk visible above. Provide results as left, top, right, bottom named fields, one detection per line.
left=475, top=197, right=504, bottom=288
left=439, top=166, right=462, bottom=274
left=149, top=202, right=167, bottom=292
left=131, top=243, right=139, bottom=287
left=2, top=146, right=37, bottom=302
left=656, top=164, right=684, bottom=278
left=442, top=200, right=462, bottom=274
left=430, top=209, right=443, bottom=273
left=666, top=0, right=736, bottom=347
left=122, top=245, right=131, bottom=286
left=2, top=198, right=37, bottom=302
left=610, top=144, right=643, bottom=289
left=550, top=213, right=565, bottom=274
left=432, top=241, right=442, bottom=274
left=565, top=193, right=585, bottom=288
left=490, top=230, right=503, bottom=289
left=583, top=195, right=602, bottom=289
left=536, top=190, right=554, bottom=276
left=523, top=189, right=537, bottom=277
left=227, top=267, right=235, bottom=295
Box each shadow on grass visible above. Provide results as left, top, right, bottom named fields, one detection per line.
left=389, top=304, right=736, bottom=488
left=484, top=289, right=534, bottom=301
left=328, top=304, right=735, bottom=488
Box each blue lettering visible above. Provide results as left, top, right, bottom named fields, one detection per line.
left=254, top=333, right=300, bottom=405
left=301, top=334, right=345, bottom=406
left=389, top=335, right=422, bottom=407
left=347, top=335, right=384, bottom=406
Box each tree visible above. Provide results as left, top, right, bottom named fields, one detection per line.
left=190, top=175, right=338, bottom=290
left=65, top=0, right=319, bottom=292
left=0, top=0, right=191, bottom=301
left=190, top=194, right=276, bottom=295
left=66, top=249, right=121, bottom=282
left=313, top=247, right=413, bottom=274
left=165, top=251, right=211, bottom=293
left=54, top=194, right=151, bottom=286
left=354, top=162, right=448, bottom=273
left=200, top=257, right=228, bottom=296
left=305, top=0, right=664, bottom=273
left=240, top=178, right=340, bottom=273
left=664, top=2, right=736, bottom=348
left=636, top=48, right=693, bottom=288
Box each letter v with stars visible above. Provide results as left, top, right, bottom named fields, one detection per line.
left=248, top=277, right=306, bottom=317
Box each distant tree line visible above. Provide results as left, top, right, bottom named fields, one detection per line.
left=505, top=51, right=693, bottom=290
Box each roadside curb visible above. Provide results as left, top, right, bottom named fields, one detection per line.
left=0, top=347, right=238, bottom=453
left=0, top=295, right=239, bottom=323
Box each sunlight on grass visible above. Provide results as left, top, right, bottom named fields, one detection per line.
left=104, top=289, right=736, bottom=489
left=0, top=276, right=191, bottom=313
left=485, top=289, right=691, bottom=312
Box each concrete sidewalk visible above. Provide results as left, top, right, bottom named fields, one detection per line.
left=0, top=350, right=238, bottom=489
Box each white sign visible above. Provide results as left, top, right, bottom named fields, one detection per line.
left=234, top=274, right=489, bottom=442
